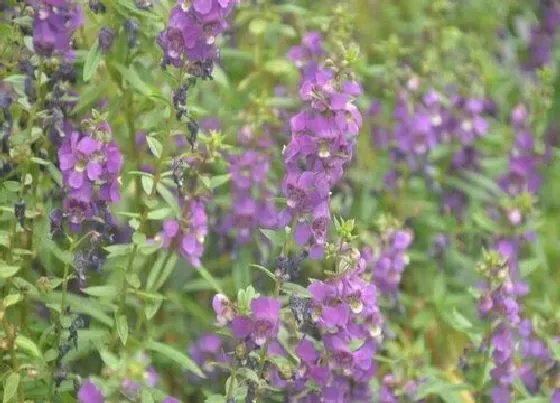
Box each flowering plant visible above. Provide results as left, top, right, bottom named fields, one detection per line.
left=0, top=0, right=559, bottom=402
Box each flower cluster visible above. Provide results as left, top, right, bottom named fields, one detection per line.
left=157, top=0, right=237, bottom=76
left=370, top=83, right=490, bottom=193
left=222, top=127, right=278, bottom=243
left=158, top=200, right=208, bottom=267
left=78, top=360, right=180, bottom=403
left=58, top=118, right=123, bottom=229
left=477, top=251, right=520, bottom=402
left=291, top=253, right=383, bottom=402
left=287, top=32, right=324, bottom=81
left=29, top=0, right=83, bottom=59
left=498, top=105, right=542, bottom=199
left=363, top=222, right=413, bottom=295
left=442, top=146, right=481, bottom=218
left=526, top=0, right=560, bottom=70
left=281, top=68, right=362, bottom=258
left=518, top=320, right=555, bottom=394
left=189, top=333, right=230, bottom=380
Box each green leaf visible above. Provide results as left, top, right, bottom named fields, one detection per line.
left=81, top=286, right=119, bottom=298
left=3, top=293, right=23, bottom=307
left=144, top=299, right=163, bottom=320
left=146, top=341, right=205, bottom=378
left=146, top=136, right=163, bottom=158
left=99, top=350, right=119, bottom=369
left=116, top=314, right=128, bottom=346
left=105, top=244, right=133, bottom=258
left=446, top=308, right=473, bottom=331
left=0, top=264, right=21, bottom=278
left=233, top=248, right=251, bottom=289
left=142, top=175, right=154, bottom=194
left=153, top=253, right=178, bottom=290
left=113, top=63, right=153, bottom=96
left=156, top=183, right=181, bottom=215
left=259, top=228, right=287, bottom=249
left=141, top=390, right=155, bottom=403
left=209, top=174, right=231, bottom=189
left=147, top=208, right=172, bottom=221
left=237, top=368, right=260, bottom=383
left=249, top=18, right=267, bottom=35
left=15, top=335, right=41, bottom=358
left=250, top=264, right=277, bottom=281
left=264, top=59, right=296, bottom=75
left=197, top=265, right=224, bottom=294
left=3, top=371, right=20, bottom=403
left=83, top=41, right=102, bottom=82
left=126, top=273, right=141, bottom=289
left=282, top=282, right=311, bottom=297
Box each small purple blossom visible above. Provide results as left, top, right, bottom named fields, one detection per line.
left=158, top=200, right=208, bottom=267
left=29, top=0, right=83, bottom=59
left=78, top=380, right=105, bottom=403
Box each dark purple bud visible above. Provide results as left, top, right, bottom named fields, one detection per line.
left=73, top=251, right=89, bottom=288
left=125, top=20, right=138, bottom=49
left=187, top=118, right=199, bottom=148
left=172, top=157, right=186, bottom=192
left=136, top=0, right=152, bottom=10
left=89, top=0, right=107, bottom=13
left=98, top=27, right=115, bottom=54
left=289, top=295, right=311, bottom=324
left=54, top=368, right=67, bottom=388
left=24, top=77, right=36, bottom=102
left=14, top=200, right=25, bottom=228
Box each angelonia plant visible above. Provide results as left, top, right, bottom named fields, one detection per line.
left=1, top=0, right=560, bottom=402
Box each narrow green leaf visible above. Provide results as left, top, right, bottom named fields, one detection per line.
left=3, top=372, right=20, bottom=403
left=153, top=253, right=178, bottom=291
left=83, top=41, right=102, bottom=82
left=233, top=249, right=251, bottom=289
left=196, top=265, right=224, bottom=293
left=282, top=282, right=311, bottom=297
left=250, top=264, right=277, bottom=281
left=81, top=286, right=119, bottom=298
left=116, top=314, right=128, bottom=346
left=146, top=341, right=205, bottom=378
left=147, top=208, right=172, bottom=221
left=113, top=63, right=153, bottom=96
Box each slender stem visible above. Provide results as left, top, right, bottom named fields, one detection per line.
left=119, top=244, right=139, bottom=313
left=226, top=360, right=238, bottom=400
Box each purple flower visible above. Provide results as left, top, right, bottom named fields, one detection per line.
left=98, top=27, right=115, bottom=54
left=212, top=293, right=234, bottom=326
left=250, top=296, right=281, bottom=345
left=189, top=333, right=229, bottom=379
left=158, top=0, right=237, bottom=74
left=78, top=380, right=104, bottom=403
left=30, top=0, right=83, bottom=59
left=59, top=119, right=123, bottom=217
left=158, top=200, right=207, bottom=267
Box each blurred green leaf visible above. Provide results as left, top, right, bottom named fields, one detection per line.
left=146, top=341, right=205, bottom=378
